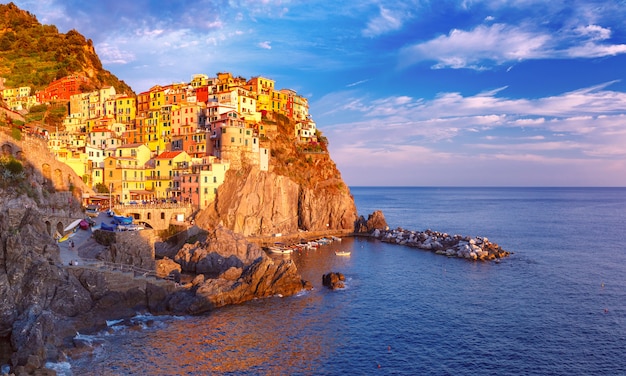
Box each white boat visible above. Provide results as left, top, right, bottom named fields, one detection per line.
left=63, top=219, right=82, bottom=233
left=335, top=250, right=351, bottom=256
left=269, top=246, right=293, bottom=254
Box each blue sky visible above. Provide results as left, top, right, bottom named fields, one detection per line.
left=8, top=0, right=626, bottom=186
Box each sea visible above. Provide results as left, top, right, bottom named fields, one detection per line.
left=53, top=187, right=626, bottom=375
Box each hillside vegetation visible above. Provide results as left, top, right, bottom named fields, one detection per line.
left=0, top=2, right=133, bottom=94
left=262, top=113, right=345, bottom=192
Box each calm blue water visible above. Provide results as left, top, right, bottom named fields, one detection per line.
left=65, top=187, right=626, bottom=375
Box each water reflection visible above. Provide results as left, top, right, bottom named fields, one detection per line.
left=71, top=239, right=353, bottom=375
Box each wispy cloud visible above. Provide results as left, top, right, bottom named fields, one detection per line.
left=258, top=41, right=272, bottom=50
left=400, top=22, right=626, bottom=69
left=346, top=79, right=369, bottom=87
left=362, top=5, right=407, bottom=37
left=317, top=81, right=626, bottom=180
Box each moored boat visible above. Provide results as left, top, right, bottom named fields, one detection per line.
left=113, top=215, right=133, bottom=225
left=268, top=246, right=294, bottom=254
left=268, top=242, right=294, bottom=254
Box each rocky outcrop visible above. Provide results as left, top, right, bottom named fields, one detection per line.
left=373, top=228, right=510, bottom=261
left=322, top=272, right=346, bottom=290
left=354, top=210, right=389, bottom=233
left=185, top=256, right=311, bottom=314
left=195, top=167, right=298, bottom=236
left=174, top=226, right=264, bottom=275
left=0, top=203, right=178, bottom=374
left=159, top=226, right=312, bottom=314
left=0, top=205, right=92, bottom=372
left=155, top=257, right=181, bottom=279
left=196, top=166, right=357, bottom=236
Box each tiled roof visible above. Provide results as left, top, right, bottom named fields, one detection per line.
left=155, top=151, right=183, bottom=159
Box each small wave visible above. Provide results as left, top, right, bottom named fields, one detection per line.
left=45, top=361, right=72, bottom=376
left=106, top=319, right=124, bottom=327
left=74, top=332, right=100, bottom=344
left=296, top=289, right=311, bottom=297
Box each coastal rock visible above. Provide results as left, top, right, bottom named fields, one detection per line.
left=371, top=228, right=510, bottom=261
left=186, top=256, right=310, bottom=314
left=195, top=166, right=357, bottom=236
left=155, top=257, right=182, bottom=279
left=174, top=226, right=264, bottom=275
left=354, top=210, right=388, bottom=234
left=219, top=267, right=242, bottom=281
left=322, top=272, right=345, bottom=290
left=0, top=206, right=95, bottom=372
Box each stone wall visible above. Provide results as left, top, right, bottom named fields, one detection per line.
left=0, top=131, right=92, bottom=196
left=93, top=229, right=156, bottom=270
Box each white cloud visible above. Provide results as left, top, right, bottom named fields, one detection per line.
left=401, top=22, right=626, bottom=69
left=258, top=41, right=272, bottom=49
left=362, top=5, right=406, bottom=37
left=95, top=43, right=135, bottom=64
left=575, top=24, right=611, bottom=40
left=316, top=81, right=626, bottom=185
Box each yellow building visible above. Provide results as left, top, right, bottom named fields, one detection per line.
left=271, top=90, right=287, bottom=115
left=145, top=110, right=160, bottom=152
left=105, top=143, right=152, bottom=203
left=115, top=95, right=137, bottom=124
left=190, top=74, right=210, bottom=88
left=148, top=150, right=192, bottom=199
left=149, top=86, right=165, bottom=110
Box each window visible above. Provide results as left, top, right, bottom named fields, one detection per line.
left=161, top=212, right=165, bottom=220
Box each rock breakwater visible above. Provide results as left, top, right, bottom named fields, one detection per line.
left=371, top=228, right=510, bottom=261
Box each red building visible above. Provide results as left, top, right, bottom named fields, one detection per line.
left=38, top=74, right=89, bottom=102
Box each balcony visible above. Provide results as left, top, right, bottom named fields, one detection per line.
left=146, top=176, right=172, bottom=181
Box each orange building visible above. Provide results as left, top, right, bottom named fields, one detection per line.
left=38, top=74, right=89, bottom=102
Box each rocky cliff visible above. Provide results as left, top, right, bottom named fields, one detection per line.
left=196, top=114, right=357, bottom=237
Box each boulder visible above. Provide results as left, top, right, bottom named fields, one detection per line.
left=155, top=257, right=182, bottom=279
left=187, top=256, right=310, bottom=314
left=174, top=226, right=263, bottom=276
left=354, top=210, right=388, bottom=234
left=322, top=272, right=346, bottom=290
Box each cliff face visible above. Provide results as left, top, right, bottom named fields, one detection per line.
left=0, top=203, right=93, bottom=370
left=196, top=165, right=356, bottom=236
left=196, top=114, right=357, bottom=237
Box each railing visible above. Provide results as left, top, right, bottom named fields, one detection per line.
left=69, top=257, right=175, bottom=282
left=114, top=203, right=191, bottom=210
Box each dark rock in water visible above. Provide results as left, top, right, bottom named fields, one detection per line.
left=354, top=210, right=388, bottom=233
left=322, top=272, right=346, bottom=290
left=185, top=256, right=311, bottom=314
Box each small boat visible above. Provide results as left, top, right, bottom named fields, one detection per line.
left=335, top=250, right=351, bottom=256
left=269, top=246, right=294, bottom=254
left=100, top=223, right=117, bottom=231
left=113, top=215, right=133, bottom=225
left=331, top=236, right=342, bottom=242
left=63, top=218, right=83, bottom=233
left=268, top=243, right=293, bottom=254
left=317, top=238, right=331, bottom=245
